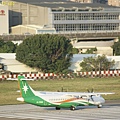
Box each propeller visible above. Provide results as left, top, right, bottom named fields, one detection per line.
left=90, top=95, right=94, bottom=102
left=87, top=88, right=95, bottom=101
left=87, top=88, right=94, bottom=93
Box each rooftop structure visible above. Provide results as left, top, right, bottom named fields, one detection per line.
left=11, top=25, right=56, bottom=34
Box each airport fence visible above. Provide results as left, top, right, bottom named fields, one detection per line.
left=0, top=70, right=120, bottom=81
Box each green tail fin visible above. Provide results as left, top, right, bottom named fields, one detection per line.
left=18, top=75, right=35, bottom=98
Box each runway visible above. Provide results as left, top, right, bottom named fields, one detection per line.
left=0, top=101, right=120, bottom=120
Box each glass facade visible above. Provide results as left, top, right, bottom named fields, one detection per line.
left=54, top=23, right=119, bottom=31
left=53, top=12, right=120, bottom=32
left=54, top=13, right=119, bottom=20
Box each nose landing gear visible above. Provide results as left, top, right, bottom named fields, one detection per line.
left=97, top=104, right=102, bottom=108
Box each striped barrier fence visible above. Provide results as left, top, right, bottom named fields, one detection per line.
left=0, top=73, right=74, bottom=81
left=76, top=70, right=120, bottom=78
left=0, top=70, right=120, bottom=81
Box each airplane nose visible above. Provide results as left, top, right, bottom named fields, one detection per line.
left=100, top=97, right=105, bottom=103
left=91, top=96, right=105, bottom=104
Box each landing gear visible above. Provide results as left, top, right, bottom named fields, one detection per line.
left=70, top=106, right=75, bottom=111
left=56, top=107, right=60, bottom=110
left=97, top=104, right=102, bottom=108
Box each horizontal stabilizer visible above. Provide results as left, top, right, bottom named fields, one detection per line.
left=7, top=78, right=35, bottom=81
left=17, top=97, right=24, bottom=102
left=21, top=78, right=35, bottom=81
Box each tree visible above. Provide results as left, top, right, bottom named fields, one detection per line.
left=85, top=47, right=97, bottom=54
left=72, top=48, right=79, bottom=54
left=80, top=55, right=115, bottom=72
left=112, top=37, right=120, bottom=56
left=0, top=39, right=4, bottom=47
left=0, top=39, right=17, bottom=53
left=16, top=34, right=73, bottom=73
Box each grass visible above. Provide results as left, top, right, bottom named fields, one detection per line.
left=0, top=77, right=120, bottom=105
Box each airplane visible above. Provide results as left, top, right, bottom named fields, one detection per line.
left=17, top=75, right=115, bottom=110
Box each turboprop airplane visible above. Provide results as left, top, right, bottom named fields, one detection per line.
left=17, top=75, right=114, bottom=110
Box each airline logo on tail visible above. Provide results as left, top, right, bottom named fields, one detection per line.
left=18, top=76, right=35, bottom=98
left=22, top=83, right=28, bottom=94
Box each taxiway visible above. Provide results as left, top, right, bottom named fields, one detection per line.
left=0, top=101, right=120, bottom=120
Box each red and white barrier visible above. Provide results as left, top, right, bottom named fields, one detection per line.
left=0, top=70, right=120, bottom=81
left=0, top=73, right=74, bottom=81
left=76, top=70, right=120, bottom=77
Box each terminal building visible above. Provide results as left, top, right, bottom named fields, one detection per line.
left=1, top=0, right=120, bottom=55
left=2, top=0, right=119, bottom=34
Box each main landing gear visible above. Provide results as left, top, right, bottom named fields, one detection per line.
left=56, top=106, right=76, bottom=111
left=56, top=107, right=60, bottom=110
left=70, top=106, right=75, bottom=111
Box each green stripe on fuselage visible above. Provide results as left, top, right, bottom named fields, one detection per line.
left=24, top=96, right=56, bottom=107
left=58, top=101, right=95, bottom=108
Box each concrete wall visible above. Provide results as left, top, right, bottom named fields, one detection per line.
left=0, top=5, right=9, bottom=35
left=3, top=0, right=49, bottom=27
left=37, top=6, right=49, bottom=26
left=0, top=53, right=37, bottom=73
left=97, top=47, right=113, bottom=56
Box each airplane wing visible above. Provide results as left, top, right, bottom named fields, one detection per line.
left=35, top=91, right=115, bottom=96
left=58, top=92, right=115, bottom=96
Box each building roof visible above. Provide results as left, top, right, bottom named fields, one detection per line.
left=12, top=25, right=56, bottom=30
left=73, top=40, right=114, bottom=48
left=12, top=0, right=120, bottom=9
